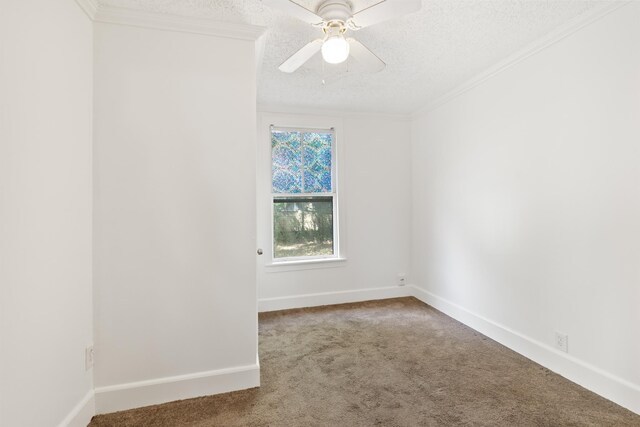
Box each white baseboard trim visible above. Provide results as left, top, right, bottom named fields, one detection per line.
left=94, top=361, right=260, bottom=414
left=58, top=389, right=95, bottom=427
left=258, top=286, right=411, bottom=312
left=77, top=287, right=639, bottom=418
left=409, top=284, right=640, bottom=415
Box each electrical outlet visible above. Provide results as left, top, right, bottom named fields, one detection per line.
left=555, top=332, right=568, bottom=353
left=397, top=273, right=406, bottom=287
left=85, top=345, right=94, bottom=370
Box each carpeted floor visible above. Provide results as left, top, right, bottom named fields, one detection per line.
left=89, top=297, right=640, bottom=426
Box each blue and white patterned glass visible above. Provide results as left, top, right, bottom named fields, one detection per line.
left=272, top=130, right=333, bottom=194
left=272, top=131, right=302, bottom=193
left=302, top=132, right=332, bottom=193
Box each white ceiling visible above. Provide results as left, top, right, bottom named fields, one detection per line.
left=97, top=0, right=604, bottom=114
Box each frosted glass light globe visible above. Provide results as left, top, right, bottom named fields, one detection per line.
left=321, top=35, right=350, bottom=64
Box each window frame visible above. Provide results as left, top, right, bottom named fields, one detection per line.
left=269, top=125, right=340, bottom=264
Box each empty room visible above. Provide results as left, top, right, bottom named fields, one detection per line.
left=2, top=0, right=639, bottom=426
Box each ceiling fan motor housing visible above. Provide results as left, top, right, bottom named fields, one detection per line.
left=317, top=0, right=353, bottom=24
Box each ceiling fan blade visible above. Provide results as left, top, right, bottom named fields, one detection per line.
left=347, top=38, right=386, bottom=73
left=262, top=0, right=324, bottom=25
left=279, top=39, right=323, bottom=73
left=350, top=0, right=421, bottom=29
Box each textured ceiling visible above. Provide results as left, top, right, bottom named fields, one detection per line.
left=97, top=0, right=604, bottom=114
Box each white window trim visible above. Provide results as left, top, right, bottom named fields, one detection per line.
left=257, top=113, right=347, bottom=272
left=265, top=257, right=347, bottom=273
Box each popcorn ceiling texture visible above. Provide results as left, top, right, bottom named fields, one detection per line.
left=97, top=0, right=604, bottom=114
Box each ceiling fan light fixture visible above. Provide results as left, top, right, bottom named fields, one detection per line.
left=321, top=35, right=350, bottom=64
left=268, top=0, right=415, bottom=73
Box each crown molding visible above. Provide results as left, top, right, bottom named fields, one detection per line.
left=92, top=5, right=266, bottom=41
left=258, top=104, right=412, bottom=122
left=74, top=0, right=98, bottom=20
left=411, top=1, right=631, bottom=119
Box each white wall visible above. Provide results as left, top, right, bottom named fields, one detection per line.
left=411, top=2, right=640, bottom=413
left=0, top=0, right=94, bottom=426
left=93, top=23, right=260, bottom=412
left=257, top=112, right=412, bottom=308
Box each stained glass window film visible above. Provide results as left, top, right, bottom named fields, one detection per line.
left=272, top=131, right=302, bottom=193
left=271, top=129, right=333, bottom=194
left=303, top=132, right=332, bottom=193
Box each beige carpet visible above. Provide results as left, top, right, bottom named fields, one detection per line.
left=89, top=297, right=640, bottom=426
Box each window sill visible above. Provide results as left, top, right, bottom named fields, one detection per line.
left=264, top=257, right=347, bottom=273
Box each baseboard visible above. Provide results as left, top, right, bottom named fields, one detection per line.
left=58, top=389, right=95, bottom=427
left=409, top=284, right=640, bottom=415
left=94, top=360, right=260, bottom=414
left=81, top=286, right=639, bottom=418
left=258, top=286, right=412, bottom=312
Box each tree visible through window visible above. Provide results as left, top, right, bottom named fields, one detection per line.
left=271, top=128, right=337, bottom=260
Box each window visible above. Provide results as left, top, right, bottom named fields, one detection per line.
left=271, top=127, right=338, bottom=261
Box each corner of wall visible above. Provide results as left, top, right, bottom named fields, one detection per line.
left=58, top=391, right=96, bottom=427
left=74, top=0, right=98, bottom=20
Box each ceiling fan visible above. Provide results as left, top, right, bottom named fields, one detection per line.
left=264, top=0, right=422, bottom=73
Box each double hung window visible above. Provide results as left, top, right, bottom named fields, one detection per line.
left=271, top=127, right=338, bottom=261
